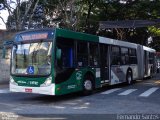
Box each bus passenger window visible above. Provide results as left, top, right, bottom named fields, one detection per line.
left=129, top=49, right=137, bottom=64
left=111, top=46, right=121, bottom=65
left=77, top=42, right=88, bottom=67
left=56, top=38, right=75, bottom=69
left=89, top=43, right=99, bottom=67
left=121, top=47, right=129, bottom=65
left=61, top=48, right=73, bottom=67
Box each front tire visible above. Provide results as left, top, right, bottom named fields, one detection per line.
left=83, top=76, right=93, bottom=95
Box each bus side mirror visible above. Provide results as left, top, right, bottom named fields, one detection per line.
left=2, top=40, right=15, bottom=59
left=56, top=48, right=62, bottom=60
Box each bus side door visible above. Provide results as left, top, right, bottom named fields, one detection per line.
left=100, top=44, right=109, bottom=83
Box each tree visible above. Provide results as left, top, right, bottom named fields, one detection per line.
left=96, top=0, right=160, bottom=45
left=6, top=0, right=81, bottom=30
left=3, top=0, right=160, bottom=48
left=0, top=0, right=41, bottom=31
left=42, top=0, right=82, bottom=30
left=0, top=0, right=15, bottom=27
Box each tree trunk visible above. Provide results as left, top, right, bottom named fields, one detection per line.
left=85, top=0, right=96, bottom=33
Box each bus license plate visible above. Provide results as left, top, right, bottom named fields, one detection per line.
left=25, top=88, right=32, bottom=93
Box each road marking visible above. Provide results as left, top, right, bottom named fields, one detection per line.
left=101, top=88, right=121, bottom=94
left=0, top=89, right=10, bottom=93
left=139, top=87, right=159, bottom=97
left=118, top=89, right=137, bottom=95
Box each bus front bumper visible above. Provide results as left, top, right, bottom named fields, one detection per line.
left=10, top=83, right=55, bottom=95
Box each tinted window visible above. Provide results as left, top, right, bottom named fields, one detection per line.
left=77, top=42, right=88, bottom=67
left=121, top=47, right=129, bottom=65
left=129, top=49, right=137, bottom=64
left=111, top=46, right=121, bottom=65
left=149, top=52, right=154, bottom=64
left=57, top=38, right=75, bottom=68
left=89, top=43, right=99, bottom=67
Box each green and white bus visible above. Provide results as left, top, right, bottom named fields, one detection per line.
left=10, top=28, right=156, bottom=95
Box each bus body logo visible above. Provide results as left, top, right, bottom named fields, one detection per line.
left=76, top=71, right=82, bottom=80
left=27, top=66, right=34, bottom=74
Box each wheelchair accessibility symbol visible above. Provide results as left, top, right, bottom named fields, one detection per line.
left=27, top=66, right=34, bottom=74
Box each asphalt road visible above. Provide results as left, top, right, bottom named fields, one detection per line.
left=0, top=74, right=160, bottom=120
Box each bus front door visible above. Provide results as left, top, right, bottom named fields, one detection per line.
left=100, top=44, right=109, bottom=84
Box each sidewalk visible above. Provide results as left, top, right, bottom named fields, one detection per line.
left=0, top=78, right=9, bottom=85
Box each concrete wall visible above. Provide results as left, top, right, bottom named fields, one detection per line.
left=0, top=49, right=11, bottom=82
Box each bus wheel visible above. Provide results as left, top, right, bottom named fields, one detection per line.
left=83, top=76, right=93, bottom=95
left=126, top=71, right=133, bottom=85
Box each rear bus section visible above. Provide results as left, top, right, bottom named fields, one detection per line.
left=99, top=37, right=139, bottom=86
left=142, top=46, right=156, bottom=78
left=110, top=46, right=138, bottom=85
left=156, top=52, right=160, bottom=73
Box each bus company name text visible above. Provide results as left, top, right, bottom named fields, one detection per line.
left=117, top=114, right=159, bottom=120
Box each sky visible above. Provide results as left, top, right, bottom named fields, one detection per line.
left=0, top=0, right=27, bottom=30
left=0, top=0, right=15, bottom=30
left=0, top=10, right=9, bottom=30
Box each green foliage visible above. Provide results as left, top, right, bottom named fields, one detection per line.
left=148, top=26, right=160, bottom=51
left=2, top=0, right=160, bottom=48
left=148, top=26, right=160, bottom=36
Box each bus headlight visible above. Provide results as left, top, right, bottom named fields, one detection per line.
left=10, top=76, right=18, bottom=85
left=40, top=77, right=52, bottom=87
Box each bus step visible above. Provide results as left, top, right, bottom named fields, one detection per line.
left=101, top=80, right=109, bottom=84
left=101, top=80, right=109, bottom=87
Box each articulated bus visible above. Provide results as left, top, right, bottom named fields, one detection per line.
left=9, top=28, right=156, bottom=95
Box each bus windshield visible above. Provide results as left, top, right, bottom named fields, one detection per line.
left=11, top=41, right=52, bottom=76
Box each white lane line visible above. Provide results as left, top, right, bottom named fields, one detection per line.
left=0, top=89, right=10, bottom=93
left=118, top=89, right=137, bottom=95
left=101, top=88, right=121, bottom=94
left=139, top=87, right=159, bottom=97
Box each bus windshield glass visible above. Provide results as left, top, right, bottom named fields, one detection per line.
left=11, top=41, right=52, bottom=76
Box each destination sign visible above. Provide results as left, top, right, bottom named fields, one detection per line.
left=15, top=29, right=55, bottom=42
left=21, top=33, right=48, bottom=41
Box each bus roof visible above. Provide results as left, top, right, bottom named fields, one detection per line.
left=99, top=36, right=138, bottom=49
left=13, top=28, right=156, bottom=52
left=143, top=46, right=156, bottom=53
left=56, top=28, right=99, bottom=42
